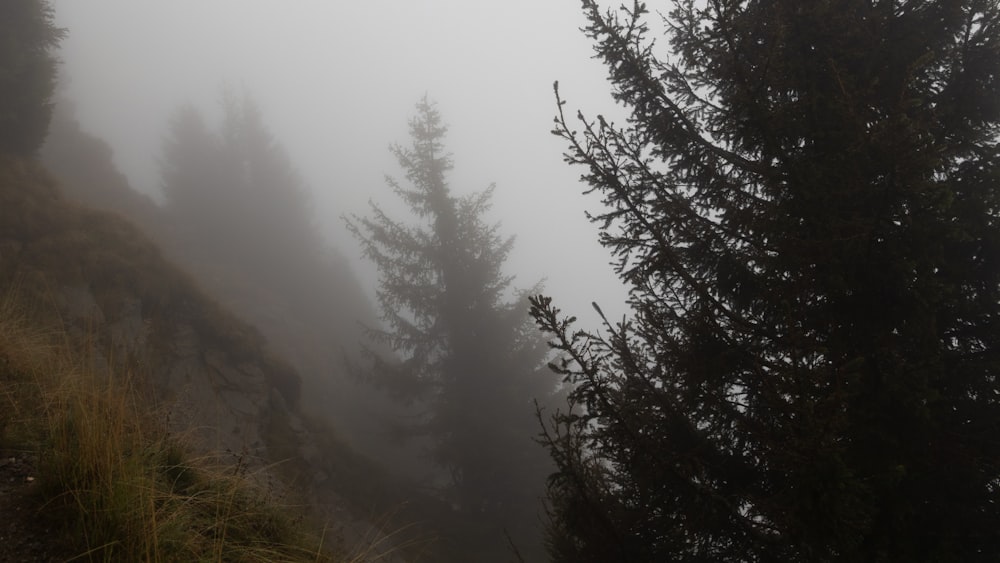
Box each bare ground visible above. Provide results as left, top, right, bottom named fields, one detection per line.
left=0, top=449, right=77, bottom=563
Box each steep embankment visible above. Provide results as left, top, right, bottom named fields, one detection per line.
left=0, top=288, right=334, bottom=562
left=37, top=108, right=448, bottom=560
left=0, top=154, right=417, bottom=560
left=41, top=105, right=410, bottom=473
left=0, top=154, right=300, bottom=456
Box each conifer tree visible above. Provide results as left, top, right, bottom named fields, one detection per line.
left=532, top=1, right=1000, bottom=561
left=0, top=0, right=65, bottom=155
left=348, top=98, right=559, bottom=561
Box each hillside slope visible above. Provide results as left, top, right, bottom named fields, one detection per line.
left=0, top=154, right=420, bottom=561
left=0, top=287, right=336, bottom=562
left=0, top=154, right=300, bottom=456
left=41, top=105, right=418, bottom=477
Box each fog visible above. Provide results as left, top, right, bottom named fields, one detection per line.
left=50, top=0, right=630, bottom=325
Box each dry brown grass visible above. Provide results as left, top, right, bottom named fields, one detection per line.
left=0, top=290, right=364, bottom=562
left=0, top=155, right=415, bottom=562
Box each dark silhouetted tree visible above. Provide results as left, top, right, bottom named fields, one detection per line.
left=532, top=1, right=1000, bottom=562
left=0, top=0, right=65, bottom=155
left=348, top=98, right=559, bottom=562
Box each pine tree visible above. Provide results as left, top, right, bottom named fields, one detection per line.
left=348, top=98, right=559, bottom=561
left=0, top=0, right=65, bottom=155
left=532, top=1, right=1000, bottom=561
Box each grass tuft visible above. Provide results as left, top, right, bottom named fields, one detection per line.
left=0, top=291, right=353, bottom=562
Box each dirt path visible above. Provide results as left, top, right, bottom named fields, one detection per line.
left=0, top=449, right=77, bottom=562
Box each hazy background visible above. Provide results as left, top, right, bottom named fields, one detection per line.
left=50, top=0, right=630, bottom=325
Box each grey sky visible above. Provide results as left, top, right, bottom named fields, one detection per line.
left=51, top=0, right=630, bottom=325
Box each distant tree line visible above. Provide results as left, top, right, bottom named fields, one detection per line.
left=160, top=90, right=320, bottom=292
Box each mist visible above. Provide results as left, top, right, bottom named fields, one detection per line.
left=50, top=0, right=630, bottom=325
left=35, top=3, right=646, bottom=560
left=11, top=1, right=1000, bottom=560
